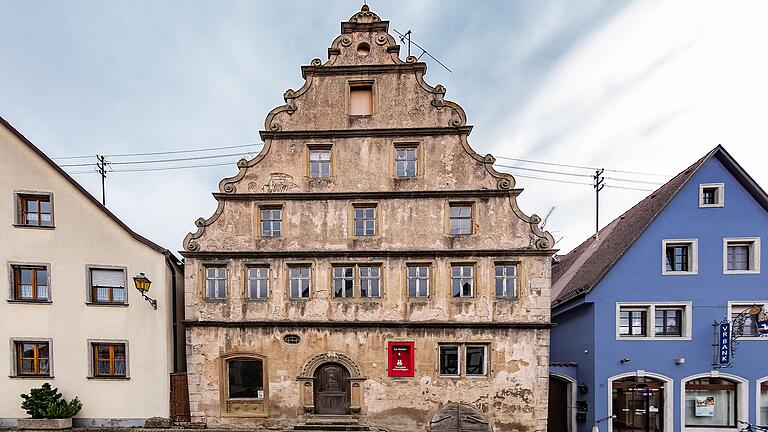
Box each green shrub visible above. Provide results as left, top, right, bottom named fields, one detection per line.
left=20, top=383, right=82, bottom=419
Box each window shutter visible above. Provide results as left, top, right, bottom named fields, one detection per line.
left=91, top=269, right=125, bottom=287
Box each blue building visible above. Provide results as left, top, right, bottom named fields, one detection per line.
left=548, top=146, right=768, bottom=432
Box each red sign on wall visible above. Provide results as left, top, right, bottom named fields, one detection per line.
left=388, top=341, right=415, bottom=377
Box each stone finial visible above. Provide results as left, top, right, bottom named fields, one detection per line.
left=349, top=4, right=381, bottom=23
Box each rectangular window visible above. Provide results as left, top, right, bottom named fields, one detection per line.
left=465, top=345, right=487, bottom=376
left=684, top=378, right=737, bottom=427
left=12, top=265, right=48, bottom=301
left=289, top=266, right=311, bottom=299
left=760, top=381, right=767, bottom=425
left=205, top=266, right=227, bottom=299
left=309, top=149, right=331, bottom=178
left=450, top=205, right=472, bottom=235
left=699, top=183, right=724, bottom=208
left=730, top=303, right=766, bottom=337
left=227, top=358, right=264, bottom=399
left=349, top=84, right=373, bottom=116
left=724, top=238, right=760, bottom=273
left=359, top=266, right=380, bottom=298
left=439, top=345, right=460, bottom=376
left=495, top=264, right=517, bottom=298
left=247, top=267, right=269, bottom=300
left=92, top=343, right=127, bottom=377
left=333, top=266, right=355, bottom=298
left=15, top=341, right=50, bottom=376
left=17, top=194, right=53, bottom=227
left=407, top=265, right=430, bottom=298
left=655, top=307, right=683, bottom=337
left=90, top=268, right=126, bottom=304
left=451, top=265, right=474, bottom=298
left=260, top=208, right=282, bottom=237
left=662, top=239, right=698, bottom=274
left=395, top=146, right=417, bottom=177
left=354, top=206, right=376, bottom=236
left=619, top=308, right=647, bottom=337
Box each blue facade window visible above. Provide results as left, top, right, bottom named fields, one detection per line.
left=702, top=187, right=718, bottom=205
left=654, top=308, right=682, bottom=337
left=684, top=378, right=737, bottom=427
left=727, top=244, right=750, bottom=271
left=665, top=245, right=689, bottom=272
left=619, top=309, right=647, bottom=336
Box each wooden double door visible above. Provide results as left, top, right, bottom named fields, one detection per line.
left=313, top=363, right=351, bottom=415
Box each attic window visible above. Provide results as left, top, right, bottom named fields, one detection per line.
left=349, top=83, right=373, bottom=116
left=699, top=183, right=724, bottom=208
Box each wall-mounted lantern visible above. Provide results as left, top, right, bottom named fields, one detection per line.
left=133, top=273, right=157, bottom=309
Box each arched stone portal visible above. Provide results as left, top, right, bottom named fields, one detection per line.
left=297, top=352, right=365, bottom=414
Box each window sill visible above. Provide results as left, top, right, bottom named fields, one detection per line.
left=245, top=298, right=269, bottom=302
left=85, top=302, right=129, bottom=307
left=204, top=298, right=227, bottom=303
left=290, top=297, right=312, bottom=301
left=451, top=297, right=476, bottom=301
left=7, top=299, right=52, bottom=304
left=723, top=270, right=760, bottom=275
left=617, top=336, right=691, bottom=341
left=737, top=336, right=767, bottom=341
left=10, top=375, right=54, bottom=379
left=87, top=376, right=130, bottom=380
left=662, top=271, right=698, bottom=276
left=408, top=297, right=430, bottom=301
left=699, top=204, right=724, bottom=208
left=12, top=224, right=55, bottom=230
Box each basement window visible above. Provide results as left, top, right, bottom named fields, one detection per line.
left=349, top=83, right=373, bottom=116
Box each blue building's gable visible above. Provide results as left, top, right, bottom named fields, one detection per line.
left=550, top=147, right=768, bottom=432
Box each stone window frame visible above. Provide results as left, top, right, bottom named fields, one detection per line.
left=349, top=202, right=380, bottom=238
left=449, top=262, right=476, bottom=299
left=329, top=262, right=385, bottom=300
left=405, top=262, right=433, bottom=300
left=9, top=337, right=54, bottom=378
left=722, top=237, right=761, bottom=274
left=306, top=143, right=334, bottom=179
left=85, top=264, right=129, bottom=306
left=661, top=239, right=698, bottom=275
left=699, top=182, right=724, bottom=208
left=437, top=341, right=492, bottom=379
left=727, top=301, right=768, bottom=341
left=13, top=190, right=55, bottom=229
left=446, top=201, right=476, bottom=236
left=243, top=263, right=270, bottom=301
left=287, top=262, right=313, bottom=300
left=615, top=302, right=693, bottom=340
left=346, top=79, right=376, bottom=117
left=258, top=204, right=283, bottom=239
left=7, top=261, right=53, bottom=304
left=219, top=352, right=270, bottom=418
left=86, top=339, right=130, bottom=380
left=392, top=142, right=423, bottom=178
left=200, top=261, right=229, bottom=302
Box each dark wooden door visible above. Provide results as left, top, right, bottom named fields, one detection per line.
left=169, top=372, right=191, bottom=423
left=430, top=403, right=490, bottom=431
left=548, top=375, right=569, bottom=432
left=314, top=363, right=350, bottom=415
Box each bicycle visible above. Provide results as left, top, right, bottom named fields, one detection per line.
left=738, top=420, right=768, bottom=432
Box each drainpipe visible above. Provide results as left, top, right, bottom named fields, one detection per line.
left=165, top=252, right=179, bottom=372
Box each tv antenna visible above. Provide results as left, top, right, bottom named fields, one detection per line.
left=392, top=28, right=453, bottom=74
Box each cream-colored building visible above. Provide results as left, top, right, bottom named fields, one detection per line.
left=183, top=6, right=554, bottom=431
left=0, top=116, right=185, bottom=427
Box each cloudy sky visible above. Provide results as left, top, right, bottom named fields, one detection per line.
left=2, top=0, right=767, bottom=254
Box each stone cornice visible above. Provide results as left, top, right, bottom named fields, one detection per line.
left=184, top=320, right=555, bottom=330
left=259, top=126, right=473, bottom=141
left=212, top=189, right=522, bottom=201
left=301, top=62, right=426, bottom=79
left=180, top=248, right=557, bottom=259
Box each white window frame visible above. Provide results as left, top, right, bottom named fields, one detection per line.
left=727, top=301, right=768, bottom=341
left=723, top=237, right=761, bottom=274
left=662, top=239, right=699, bottom=275
left=615, top=302, right=692, bottom=340
left=204, top=265, right=227, bottom=300
left=246, top=266, right=269, bottom=300
left=464, top=345, right=488, bottom=377
left=679, top=371, right=748, bottom=431
left=288, top=265, right=312, bottom=299
left=757, top=376, right=768, bottom=426
left=407, top=264, right=430, bottom=299
left=699, top=183, right=724, bottom=208
left=450, top=264, right=475, bottom=298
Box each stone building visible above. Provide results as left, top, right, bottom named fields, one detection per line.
left=182, top=6, right=555, bottom=431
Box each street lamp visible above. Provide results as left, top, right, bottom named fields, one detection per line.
left=133, top=273, right=157, bottom=310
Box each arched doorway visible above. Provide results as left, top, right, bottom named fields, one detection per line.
left=313, top=363, right=351, bottom=415
left=548, top=374, right=575, bottom=432
left=612, top=376, right=665, bottom=432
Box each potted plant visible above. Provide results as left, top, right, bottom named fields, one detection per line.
left=17, top=383, right=82, bottom=430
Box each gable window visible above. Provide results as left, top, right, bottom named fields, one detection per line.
left=349, top=83, right=373, bottom=116
left=91, top=342, right=127, bottom=378
left=619, top=308, right=647, bottom=337
left=439, top=344, right=489, bottom=377
left=247, top=267, right=269, bottom=300
left=617, top=303, right=691, bottom=339
left=227, top=358, right=264, bottom=399
left=729, top=303, right=767, bottom=338
left=407, top=265, right=430, bottom=298
left=333, top=266, right=355, bottom=298
left=89, top=268, right=126, bottom=304
left=655, top=307, right=683, bottom=337
left=354, top=206, right=376, bottom=236
left=684, top=378, right=737, bottom=427
left=16, top=193, right=53, bottom=227
left=359, top=266, right=380, bottom=298
left=449, top=204, right=473, bottom=235
left=309, top=148, right=331, bottom=179
left=260, top=207, right=282, bottom=238
left=395, top=146, right=418, bottom=177
left=662, top=239, right=698, bottom=274
left=12, top=265, right=48, bottom=301
left=289, top=266, right=311, bottom=299
left=14, top=341, right=50, bottom=377
left=699, top=183, right=724, bottom=208
left=724, top=237, right=760, bottom=274
left=205, top=266, right=227, bottom=299
left=494, top=264, right=517, bottom=299
left=451, top=264, right=474, bottom=298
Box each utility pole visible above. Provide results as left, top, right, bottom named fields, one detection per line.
left=593, top=168, right=605, bottom=237
left=96, top=155, right=109, bottom=206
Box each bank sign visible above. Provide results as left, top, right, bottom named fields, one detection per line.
left=718, top=323, right=731, bottom=365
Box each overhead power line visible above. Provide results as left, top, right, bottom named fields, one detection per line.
left=58, top=151, right=255, bottom=168
left=52, top=142, right=263, bottom=160
left=493, top=155, right=670, bottom=178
